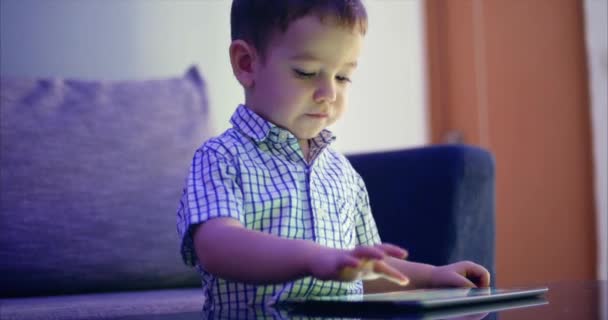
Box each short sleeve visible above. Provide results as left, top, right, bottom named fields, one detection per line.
left=353, top=177, right=382, bottom=246
left=177, top=147, right=244, bottom=266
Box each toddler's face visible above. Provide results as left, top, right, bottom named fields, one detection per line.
left=248, top=15, right=363, bottom=142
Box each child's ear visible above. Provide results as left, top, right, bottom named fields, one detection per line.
left=229, top=40, right=257, bottom=88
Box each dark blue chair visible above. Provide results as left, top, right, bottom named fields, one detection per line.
left=347, top=144, right=496, bottom=281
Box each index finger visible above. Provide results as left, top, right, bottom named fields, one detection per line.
left=375, top=243, right=408, bottom=259
left=463, top=263, right=491, bottom=288
left=372, top=260, right=409, bottom=286
left=468, top=270, right=491, bottom=288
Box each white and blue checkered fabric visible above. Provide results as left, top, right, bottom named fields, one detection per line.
left=177, top=105, right=381, bottom=310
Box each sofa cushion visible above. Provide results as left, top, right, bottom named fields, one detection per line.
left=0, top=66, right=210, bottom=297
left=0, top=288, right=204, bottom=320
left=347, top=145, right=496, bottom=280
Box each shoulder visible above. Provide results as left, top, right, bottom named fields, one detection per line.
left=195, top=128, right=251, bottom=162
left=323, top=147, right=351, bottom=167
left=323, top=147, right=364, bottom=182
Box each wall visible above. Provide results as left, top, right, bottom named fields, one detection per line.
left=583, top=0, right=608, bottom=282
left=426, top=0, right=598, bottom=286
left=0, top=0, right=428, bottom=154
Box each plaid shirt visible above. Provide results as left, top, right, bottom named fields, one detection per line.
left=177, top=105, right=381, bottom=310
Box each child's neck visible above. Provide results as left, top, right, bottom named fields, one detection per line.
left=298, top=139, right=311, bottom=162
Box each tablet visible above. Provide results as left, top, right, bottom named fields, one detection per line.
left=278, top=287, right=549, bottom=313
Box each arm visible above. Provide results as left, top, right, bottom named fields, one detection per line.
left=364, top=257, right=491, bottom=293
left=193, top=217, right=409, bottom=284
left=193, top=217, right=313, bottom=284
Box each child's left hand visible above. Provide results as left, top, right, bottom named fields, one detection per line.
left=429, top=261, right=491, bottom=288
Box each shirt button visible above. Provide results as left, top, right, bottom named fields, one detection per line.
left=279, top=132, right=288, bottom=140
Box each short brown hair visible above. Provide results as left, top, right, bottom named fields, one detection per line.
left=231, top=0, right=367, bottom=59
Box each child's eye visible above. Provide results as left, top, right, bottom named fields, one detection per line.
left=293, top=69, right=316, bottom=78
left=336, top=75, right=352, bottom=83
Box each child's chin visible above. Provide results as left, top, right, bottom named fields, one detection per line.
left=296, top=131, right=323, bottom=140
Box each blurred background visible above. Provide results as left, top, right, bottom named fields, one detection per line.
left=1, top=0, right=606, bottom=287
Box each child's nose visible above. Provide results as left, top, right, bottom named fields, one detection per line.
left=313, top=78, right=337, bottom=104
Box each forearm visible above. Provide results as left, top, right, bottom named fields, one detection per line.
left=193, top=217, right=319, bottom=284
left=364, top=257, right=435, bottom=293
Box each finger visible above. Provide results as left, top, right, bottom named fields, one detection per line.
left=372, top=260, right=409, bottom=286
left=352, top=246, right=386, bottom=260
left=460, top=262, right=491, bottom=288
left=481, top=271, right=491, bottom=287
left=374, top=243, right=408, bottom=259
left=338, top=256, right=366, bottom=282
left=339, top=255, right=362, bottom=269
left=468, top=269, right=491, bottom=288
left=441, top=272, right=477, bottom=288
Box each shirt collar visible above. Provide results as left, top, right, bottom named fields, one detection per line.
left=230, top=104, right=271, bottom=142
left=230, top=104, right=336, bottom=149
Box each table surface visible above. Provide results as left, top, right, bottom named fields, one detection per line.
left=120, top=280, right=606, bottom=320
left=3, top=281, right=605, bottom=320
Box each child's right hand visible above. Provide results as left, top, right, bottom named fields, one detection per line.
left=308, top=244, right=410, bottom=285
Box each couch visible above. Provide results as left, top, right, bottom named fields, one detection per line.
left=0, top=66, right=495, bottom=319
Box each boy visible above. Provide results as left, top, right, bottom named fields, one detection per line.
left=177, top=0, right=490, bottom=311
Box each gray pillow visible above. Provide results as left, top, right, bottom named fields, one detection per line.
left=0, top=66, right=210, bottom=297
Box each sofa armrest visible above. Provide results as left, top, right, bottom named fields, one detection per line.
left=347, top=145, right=496, bottom=280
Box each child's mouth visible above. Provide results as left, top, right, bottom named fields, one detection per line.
left=306, top=113, right=329, bottom=119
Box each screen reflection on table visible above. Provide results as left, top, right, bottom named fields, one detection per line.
left=199, top=304, right=504, bottom=320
